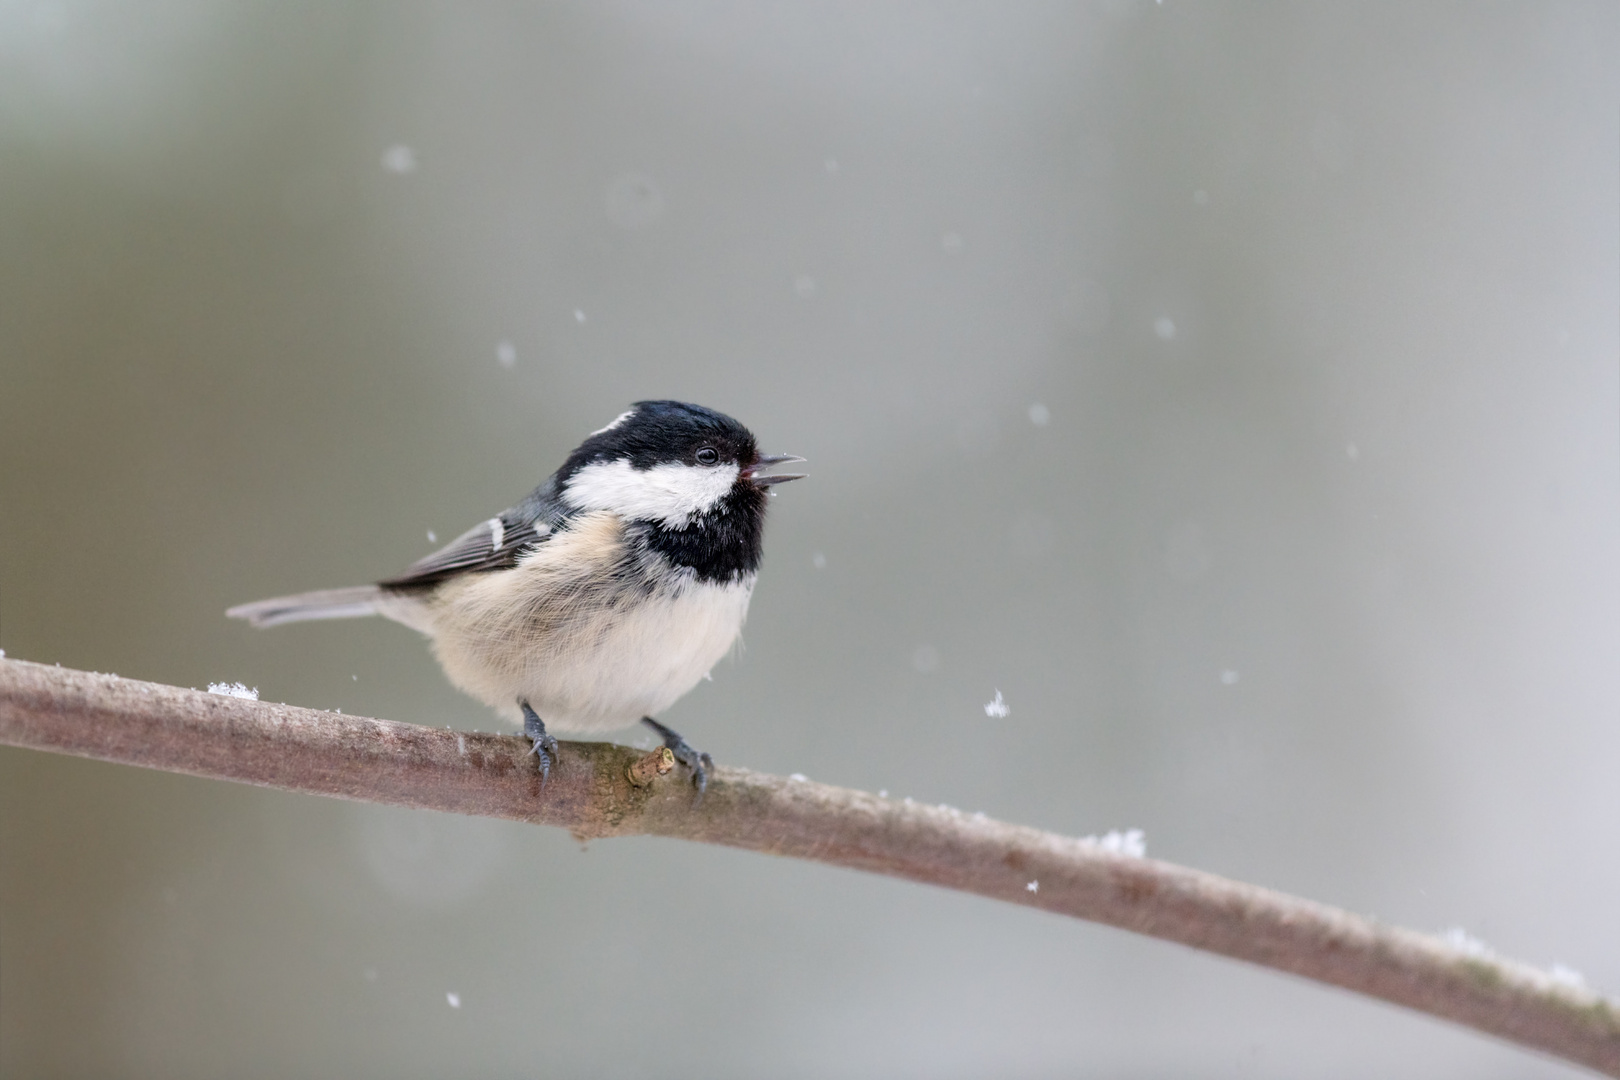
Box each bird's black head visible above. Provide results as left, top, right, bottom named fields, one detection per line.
left=571, top=400, right=759, bottom=474
left=556, top=401, right=804, bottom=581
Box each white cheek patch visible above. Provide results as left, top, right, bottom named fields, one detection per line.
left=563, top=458, right=740, bottom=528
left=590, top=409, right=636, bottom=436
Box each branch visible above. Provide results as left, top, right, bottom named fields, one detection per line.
left=2, top=658, right=1616, bottom=1076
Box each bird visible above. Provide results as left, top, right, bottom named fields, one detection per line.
left=227, top=400, right=805, bottom=793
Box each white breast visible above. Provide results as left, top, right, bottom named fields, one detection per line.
left=419, top=511, right=755, bottom=734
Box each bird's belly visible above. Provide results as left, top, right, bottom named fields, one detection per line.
left=431, top=571, right=755, bottom=734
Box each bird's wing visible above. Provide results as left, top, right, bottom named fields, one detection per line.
left=378, top=509, right=555, bottom=590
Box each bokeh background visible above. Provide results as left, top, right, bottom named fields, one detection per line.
left=2, top=3, right=1617, bottom=1076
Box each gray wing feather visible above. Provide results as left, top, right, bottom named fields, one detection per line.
left=378, top=508, right=554, bottom=590
left=226, top=585, right=385, bottom=628
left=230, top=479, right=565, bottom=627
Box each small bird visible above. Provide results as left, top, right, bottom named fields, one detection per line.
left=227, top=400, right=804, bottom=792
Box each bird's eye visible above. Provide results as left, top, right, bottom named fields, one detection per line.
left=695, top=446, right=719, bottom=465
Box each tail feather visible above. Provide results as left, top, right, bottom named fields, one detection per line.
left=226, top=585, right=386, bottom=628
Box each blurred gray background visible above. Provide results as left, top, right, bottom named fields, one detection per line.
left=2, top=3, right=1616, bottom=1077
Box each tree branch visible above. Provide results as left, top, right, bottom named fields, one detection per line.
left=2, top=657, right=1615, bottom=1076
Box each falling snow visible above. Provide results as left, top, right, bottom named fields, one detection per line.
left=984, top=690, right=1010, bottom=718
left=381, top=145, right=417, bottom=174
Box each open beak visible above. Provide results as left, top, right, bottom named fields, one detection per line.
left=747, top=453, right=807, bottom=488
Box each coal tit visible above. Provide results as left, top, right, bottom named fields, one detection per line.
left=227, top=400, right=805, bottom=791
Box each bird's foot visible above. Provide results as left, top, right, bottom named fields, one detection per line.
left=641, top=717, right=713, bottom=799
left=520, top=700, right=559, bottom=787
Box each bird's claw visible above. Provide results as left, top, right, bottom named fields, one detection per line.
left=642, top=717, right=713, bottom=800
left=528, top=732, right=559, bottom=786
left=520, top=700, right=559, bottom=788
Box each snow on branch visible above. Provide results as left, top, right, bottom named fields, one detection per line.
left=1, top=657, right=1616, bottom=1076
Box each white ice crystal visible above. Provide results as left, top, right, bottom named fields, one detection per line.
left=207, top=682, right=258, bottom=700
left=1442, top=927, right=1495, bottom=959
left=1548, top=964, right=1586, bottom=988
left=1083, top=828, right=1146, bottom=858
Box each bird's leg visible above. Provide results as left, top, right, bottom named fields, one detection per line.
left=520, top=700, right=559, bottom=786
left=641, top=717, right=713, bottom=798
